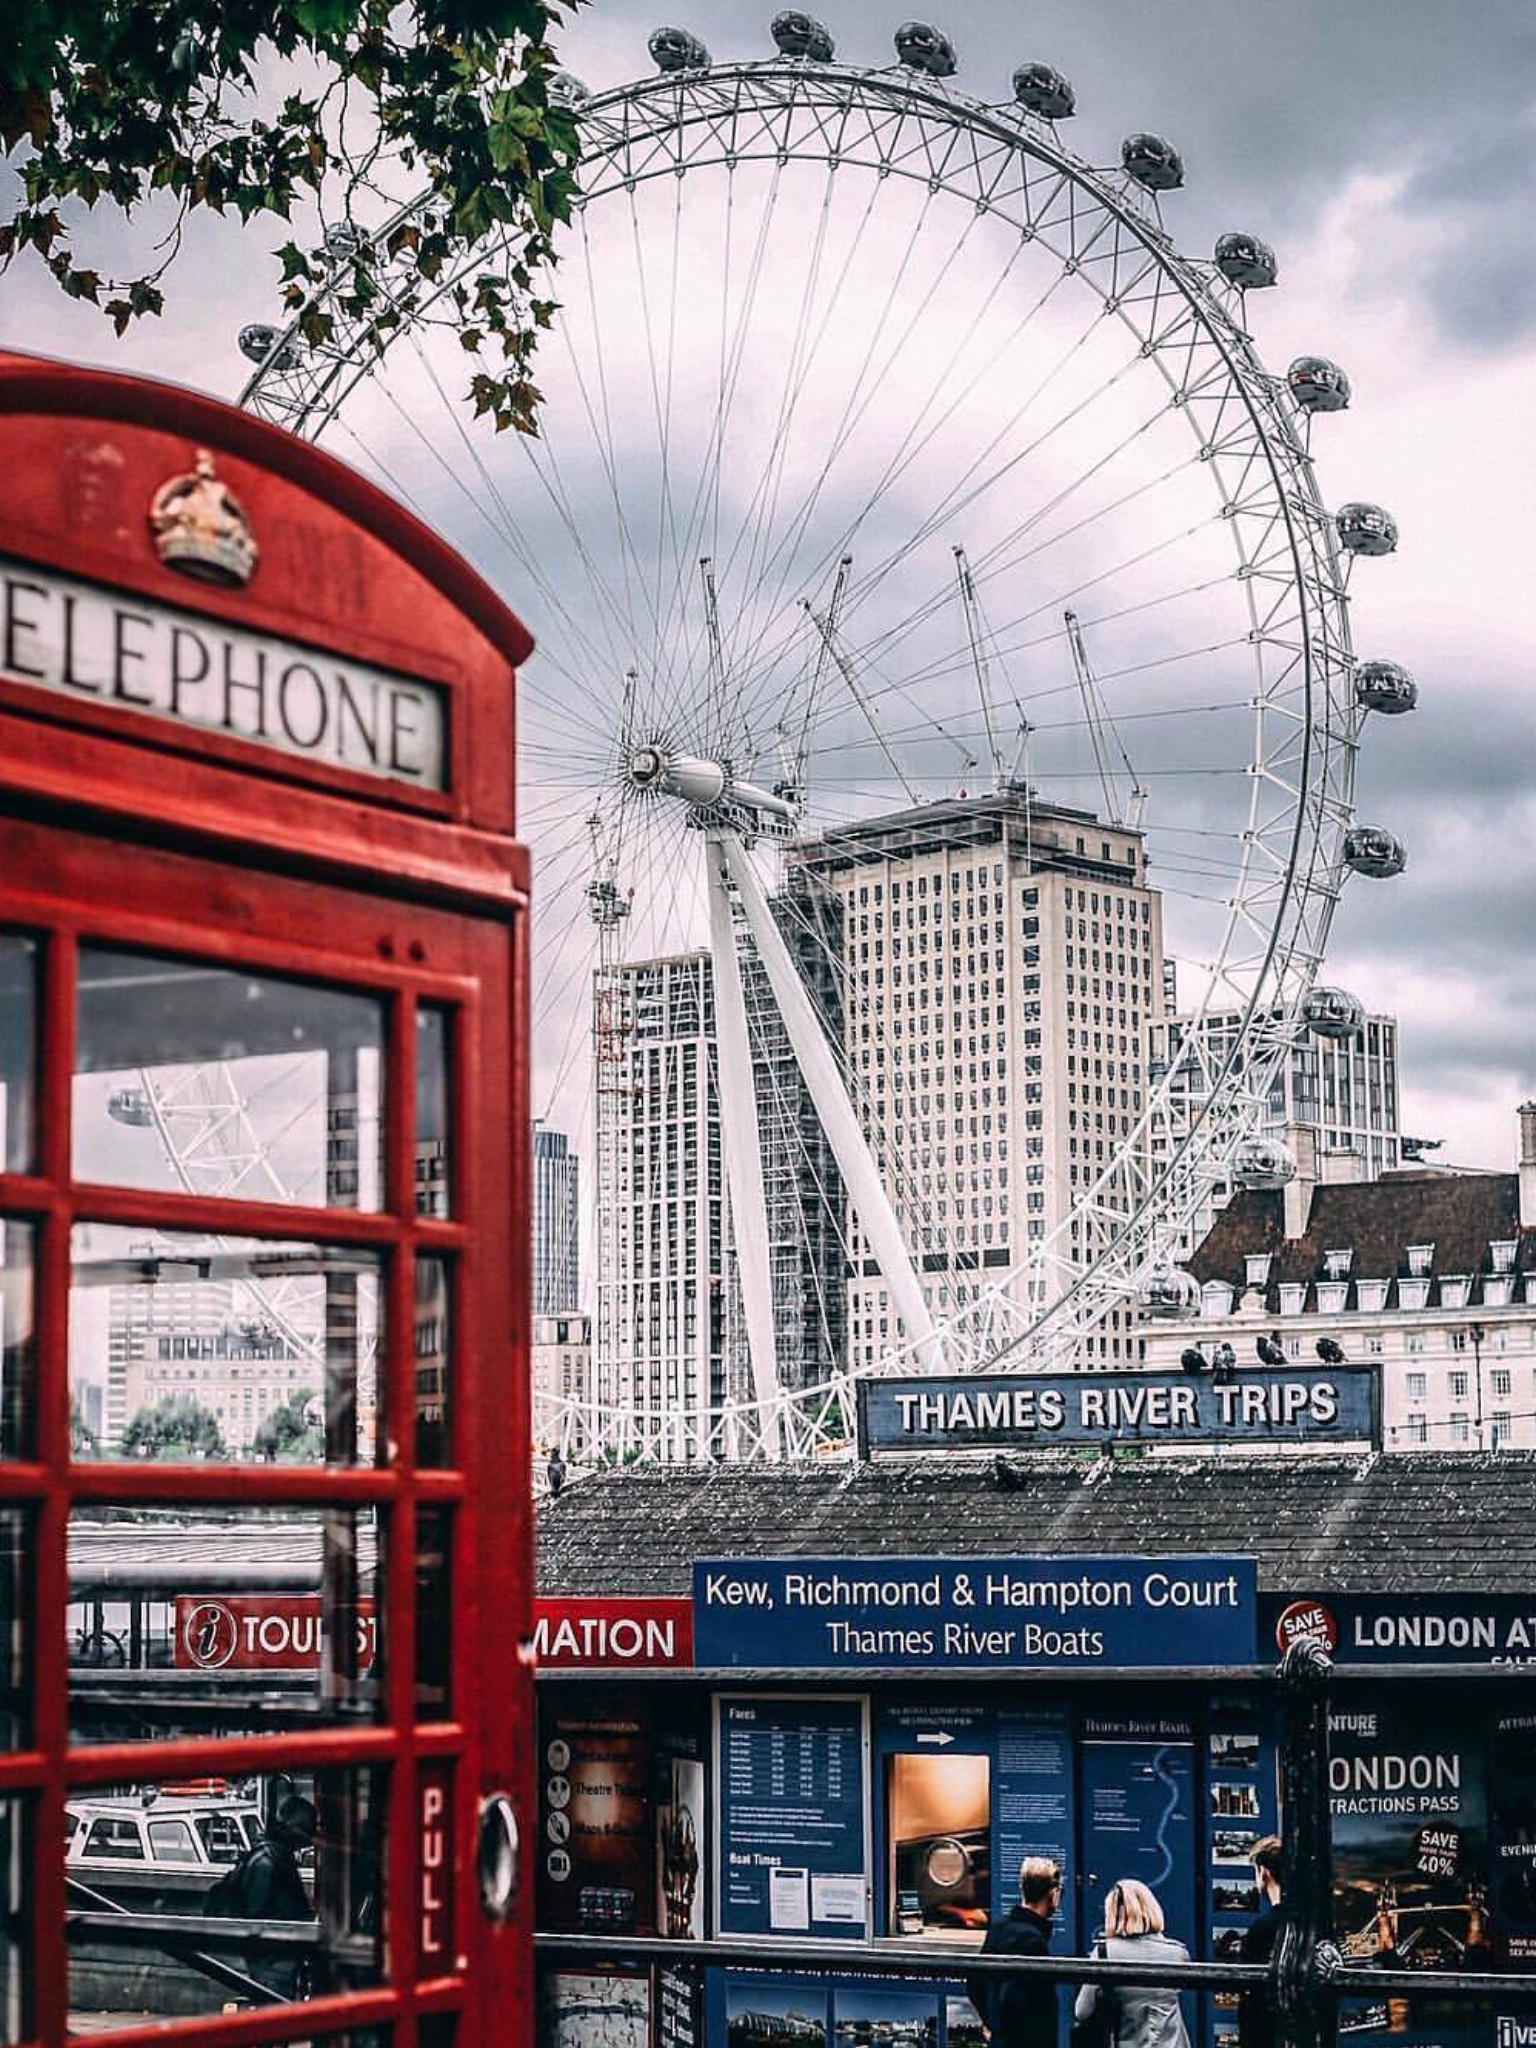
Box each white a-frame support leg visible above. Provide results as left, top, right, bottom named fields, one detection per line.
left=704, top=833, right=783, bottom=1459
left=718, top=831, right=942, bottom=1369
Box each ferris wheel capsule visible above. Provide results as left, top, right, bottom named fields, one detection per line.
left=1337, top=502, right=1398, bottom=557
left=1288, top=356, right=1351, bottom=413
left=1303, top=986, right=1365, bottom=1041
left=1012, top=63, right=1075, bottom=119
left=772, top=11, right=835, bottom=59
left=323, top=222, right=364, bottom=265
left=649, top=25, right=711, bottom=70
left=237, top=323, right=293, bottom=369
left=1354, top=660, right=1418, bottom=715
left=107, top=1087, right=155, bottom=1128
left=1232, top=1136, right=1298, bottom=1190
left=1344, top=825, right=1406, bottom=878
left=1122, top=133, right=1185, bottom=191
left=547, top=70, right=592, bottom=108
left=894, top=22, right=957, bottom=76
left=1138, top=1266, right=1201, bottom=1319
left=1214, top=232, right=1277, bottom=288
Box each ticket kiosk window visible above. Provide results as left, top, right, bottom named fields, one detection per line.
left=887, top=1753, right=991, bottom=1939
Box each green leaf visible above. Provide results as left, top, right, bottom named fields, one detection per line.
left=293, top=0, right=357, bottom=36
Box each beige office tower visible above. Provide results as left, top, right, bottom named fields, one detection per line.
left=790, top=786, right=1165, bottom=1369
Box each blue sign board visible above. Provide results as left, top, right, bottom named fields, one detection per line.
left=1265, top=1591, right=1536, bottom=1666
left=1080, top=1711, right=1198, bottom=1937
left=861, top=1369, right=1379, bottom=1454
left=716, top=1694, right=869, bottom=1940
left=695, top=1557, right=1258, bottom=1670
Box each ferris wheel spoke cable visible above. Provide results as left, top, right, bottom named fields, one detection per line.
left=731, top=364, right=1193, bottom=749
left=622, top=175, right=689, bottom=665
left=715, top=190, right=990, bottom=720
left=739, top=220, right=1049, bottom=641
left=708, top=173, right=929, bottom=701
left=830, top=309, right=1155, bottom=627
left=813, top=368, right=1182, bottom=700
left=728, top=164, right=1105, bottom=643
left=804, top=693, right=1251, bottom=763
left=711, top=166, right=845, bottom=698
left=635, top=157, right=793, bottom=729
left=558, top=222, right=674, bottom=671
left=405, top=326, right=645, bottom=702
left=796, top=503, right=1235, bottom=740
left=333, top=394, right=621, bottom=742
left=724, top=263, right=1100, bottom=727
left=715, top=177, right=992, bottom=709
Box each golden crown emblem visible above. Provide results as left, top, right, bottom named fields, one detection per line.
left=148, top=447, right=258, bottom=588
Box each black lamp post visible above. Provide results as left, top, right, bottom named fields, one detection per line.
left=1468, top=1322, right=1486, bottom=1449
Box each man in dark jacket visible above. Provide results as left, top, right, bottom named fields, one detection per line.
left=1239, top=1836, right=1288, bottom=2048
left=205, top=1794, right=317, bottom=1997
left=968, top=1857, right=1063, bottom=2048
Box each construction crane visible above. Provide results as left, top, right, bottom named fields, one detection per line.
left=1064, top=608, right=1148, bottom=830
left=953, top=545, right=1006, bottom=792
left=802, top=561, right=918, bottom=805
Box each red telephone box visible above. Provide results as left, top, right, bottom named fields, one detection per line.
left=0, top=353, right=536, bottom=2048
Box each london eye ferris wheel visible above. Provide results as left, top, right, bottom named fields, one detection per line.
left=238, top=14, right=1416, bottom=1462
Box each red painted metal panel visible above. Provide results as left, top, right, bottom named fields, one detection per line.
left=0, top=357, right=535, bottom=2048
left=171, top=1595, right=380, bottom=1671
left=532, top=1598, right=697, bottom=1670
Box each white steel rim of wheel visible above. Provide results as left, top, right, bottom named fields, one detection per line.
left=239, top=41, right=1407, bottom=1464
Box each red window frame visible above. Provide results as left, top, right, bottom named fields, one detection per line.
left=0, top=813, right=533, bottom=2048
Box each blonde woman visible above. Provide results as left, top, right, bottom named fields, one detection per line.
left=1072, top=1880, right=1191, bottom=2048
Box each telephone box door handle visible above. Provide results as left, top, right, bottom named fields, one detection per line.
left=478, top=1793, right=520, bottom=1921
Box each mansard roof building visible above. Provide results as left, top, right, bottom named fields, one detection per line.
left=1143, top=1103, right=1536, bottom=1453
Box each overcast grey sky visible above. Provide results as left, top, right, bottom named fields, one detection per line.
left=5, top=0, right=1534, bottom=1166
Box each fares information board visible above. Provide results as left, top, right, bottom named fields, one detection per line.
left=862, top=1368, right=1378, bottom=1453
left=695, top=1557, right=1257, bottom=1670
left=716, top=1695, right=868, bottom=1940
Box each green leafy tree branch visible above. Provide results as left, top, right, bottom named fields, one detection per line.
left=252, top=1386, right=324, bottom=1461
left=119, top=1392, right=228, bottom=1460
left=2, top=0, right=583, bottom=433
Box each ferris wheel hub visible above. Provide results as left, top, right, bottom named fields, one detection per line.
left=625, top=743, right=799, bottom=836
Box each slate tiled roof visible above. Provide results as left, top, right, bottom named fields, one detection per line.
left=539, top=1450, right=1536, bottom=1597
left=1187, top=1171, right=1536, bottom=1314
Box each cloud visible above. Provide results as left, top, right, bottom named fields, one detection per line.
left=5, top=0, right=1535, bottom=1179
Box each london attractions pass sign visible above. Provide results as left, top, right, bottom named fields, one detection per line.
left=861, top=1367, right=1378, bottom=1454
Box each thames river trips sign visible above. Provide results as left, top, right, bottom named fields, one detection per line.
left=694, top=1556, right=1257, bottom=1669
left=861, top=1367, right=1378, bottom=1454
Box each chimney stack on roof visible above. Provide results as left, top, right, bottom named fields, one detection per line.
left=1319, top=1144, right=1368, bottom=1186
left=1520, top=1101, right=1536, bottom=1229
left=1283, top=1123, right=1317, bottom=1240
